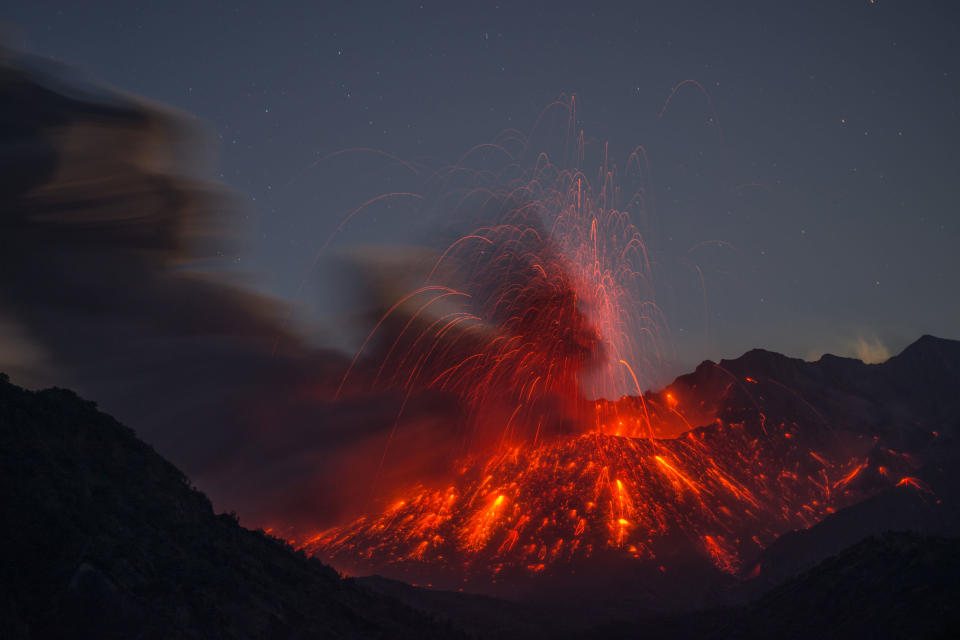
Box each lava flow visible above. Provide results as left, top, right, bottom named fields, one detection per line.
left=304, top=385, right=910, bottom=587
left=303, top=99, right=913, bottom=589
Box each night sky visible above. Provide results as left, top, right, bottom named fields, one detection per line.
left=7, top=1, right=960, bottom=373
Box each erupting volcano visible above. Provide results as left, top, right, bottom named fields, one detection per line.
left=301, top=99, right=922, bottom=592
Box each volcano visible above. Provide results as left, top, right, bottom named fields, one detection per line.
left=304, top=336, right=958, bottom=596
left=294, top=99, right=955, bottom=597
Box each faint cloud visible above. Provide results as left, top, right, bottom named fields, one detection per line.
left=853, top=335, right=891, bottom=364
left=0, top=316, right=52, bottom=387
left=803, top=334, right=891, bottom=364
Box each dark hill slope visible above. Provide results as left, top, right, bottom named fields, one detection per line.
left=582, top=531, right=960, bottom=640
left=677, top=335, right=960, bottom=448
left=734, top=456, right=960, bottom=600
left=0, top=373, right=461, bottom=639
left=731, top=531, right=960, bottom=639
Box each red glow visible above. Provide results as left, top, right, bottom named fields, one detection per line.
left=896, top=476, right=930, bottom=492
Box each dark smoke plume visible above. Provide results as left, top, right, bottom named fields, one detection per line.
left=0, top=49, right=464, bottom=534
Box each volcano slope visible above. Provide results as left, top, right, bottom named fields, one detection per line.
left=306, top=335, right=960, bottom=611
left=0, top=373, right=463, bottom=640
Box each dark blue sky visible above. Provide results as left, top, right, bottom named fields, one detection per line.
left=6, top=0, right=960, bottom=373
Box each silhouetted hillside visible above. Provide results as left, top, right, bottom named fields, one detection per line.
left=0, top=373, right=462, bottom=639
left=583, top=531, right=960, bottom=640
left=670, top=334, right=960, bottom=449
left=734, top=461, right=960, bottom=600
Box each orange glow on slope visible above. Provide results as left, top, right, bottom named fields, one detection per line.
left=702, top=535, right=738, bottom=574
left=833, top=462, right=867, bottom=489
left=896, top=476, right=930, bottom=492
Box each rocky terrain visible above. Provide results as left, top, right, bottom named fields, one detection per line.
left=0, top=373, right=462, bottom=639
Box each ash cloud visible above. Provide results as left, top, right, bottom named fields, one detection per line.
left=0, top=49, right=462, bottom=534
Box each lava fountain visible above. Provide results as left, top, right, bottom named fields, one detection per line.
left=333, top=98, right=668, bottom=453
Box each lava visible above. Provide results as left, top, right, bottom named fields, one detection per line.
left=305, top=387, right=911, bottom=585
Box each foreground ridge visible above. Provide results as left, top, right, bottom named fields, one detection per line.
left=0, top=373, right=462, bottom=639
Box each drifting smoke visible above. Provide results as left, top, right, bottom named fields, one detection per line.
left=853, top=335, right=891, bottom=364
left=0, top=49, right=464, bottom=534
left=0, top=48, right=674, bottom=542
left=805, top=334, right=893, bottom=366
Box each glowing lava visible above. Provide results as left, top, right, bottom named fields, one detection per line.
left=304, top=398, right=910, bottom=585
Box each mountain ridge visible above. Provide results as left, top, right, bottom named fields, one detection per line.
left=0, top=372, right=463, bottom=639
